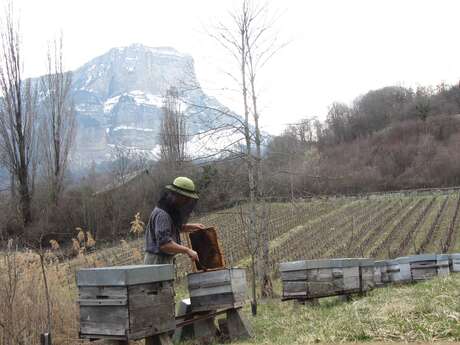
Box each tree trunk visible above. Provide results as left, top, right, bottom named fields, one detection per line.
left=247, top=39, right=273, bottom=299
left=240, top=12, right=258, bottom=314
left=18, top=164, right=32, bottom=225
left=259, top=204, right=273, bottom=298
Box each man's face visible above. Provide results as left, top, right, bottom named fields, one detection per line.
left=174, top=193, right=192, bottom=207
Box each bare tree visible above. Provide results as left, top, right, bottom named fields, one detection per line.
left=243, top=1, right=285, bottom=298
left=40, top=35, right=75, bottom=205
left=109, top=146, right=133, bottom=185
left=160, top=86, right=188, bottom=170
left=207, top=0, right=281, bottom=312
left=214, top=0, right=259, bottom=313
left=0, top=2, right=37, bottom=225
left=209, top=0, right=284, bottom=303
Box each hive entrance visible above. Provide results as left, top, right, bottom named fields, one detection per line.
left=187, top=227, right=225, bottom=272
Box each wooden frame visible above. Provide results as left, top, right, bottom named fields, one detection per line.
left=185, top=227, right=225, bottom=272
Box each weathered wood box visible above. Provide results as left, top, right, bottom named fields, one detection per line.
left=185, top=227, right=247, bottom=312
left=373, top=260, right=391, bottom=286
left=449, top=253, right=460, bottom=272
left=436, top=254, right=450, bottom=277
left=359, top=259, right=375, bottom=292
left=280, top=258, right=374, bottom=300
left=396, top=254, right=450, bottom=282
left=386, top=259, right=411, bottom=283
left=187, top=268, right=247, bottom=312
left=77, top=264, right=175, bottom=340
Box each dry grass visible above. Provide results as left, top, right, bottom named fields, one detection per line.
left=0, top=240, right=145, bottom=345
left=0, top=250, right=78, bottom=345
left=1, top=248, right=460, bottom=345
left=236, top=275, right=460, bottom=345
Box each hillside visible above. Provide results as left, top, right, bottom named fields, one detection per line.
left=267, top=85, right=460, bottom=197
left=2, top=191, right=460, bottom=345
left=56, top=190, right=460, bottom=282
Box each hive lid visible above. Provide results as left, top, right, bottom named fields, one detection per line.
left=374, top=260, right=390, bottom=267
left=386, top=259, right=400, bottom=266
left=280, top=258, right=372, bottom=270
left=396, top=254, right=437, bottom=263
left=76, top=264, right=175, bottom=286
left=436, top=254, right=450, bottom=260
left=449, top=253, right=460, bottom=259
left=357, top=259, right=375, bottom=267
left=186, top=267, right=245, bottom=278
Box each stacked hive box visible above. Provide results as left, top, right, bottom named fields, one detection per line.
left=187, top=268, right=247, bottom=312
left=396, top=254, right=450, bottom=282
left=373, top=260, right=392, bottom=286
left=185, top=227, right=248, bottom=312
left=77, top=264, right=175, bottom=341
left=435, top=254, right=450, bottom=276
left=280, top=258, right=374, bottom=300
left=450, top=253, right=460, bottom=272
left=359, top=259, right=376, bottom=292
left=385, top=259, right=411, bottom=284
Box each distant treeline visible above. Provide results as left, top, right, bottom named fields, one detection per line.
left=265, top=83, right=460, bottom=196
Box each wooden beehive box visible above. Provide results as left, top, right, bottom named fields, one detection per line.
left=385, top=259, right=409, bottom=283
left=398, top=255, right=435, bottom=281
left=373, top=260, right=391, bottom=286
left=187, top=268, right=247, bottom=312
left=186, top=227, right=225, bottom=271
left=185, top=227, right=247, bottom=312
left=358, top=259, right=375, bottom=292
left=77, top=264, right=175, bottom=340
left=449, top=253, right=460, bottom=272
left=280, top=258, right=373, bottom=300
left=397, top=254, right=450, bottom=282
left=436, top=254, right=450, bottom=276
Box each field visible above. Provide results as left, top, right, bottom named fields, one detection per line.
left=1, top=190, right=460, bottom=345
left=60, top=191, right=460, bottom=281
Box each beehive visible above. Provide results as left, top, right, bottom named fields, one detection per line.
left=187, top=268, right=247, bottom=312
left=384, top=259, right=409, bottom=283
left=396, top=254, right=450, bottom=281
left=185, top=227, right=247, bottom=312
left=358, top=259, right=375, bottom=292
left=280, top=258, right=374, bottom=300
left=373, top=260, right=391, bottom=286
left=77, top=264, right=175, bottom=340
left=435, top=254, right=450, bottom=277
left=450, top=253, right=460, bottom=272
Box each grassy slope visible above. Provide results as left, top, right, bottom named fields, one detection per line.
left=232, top=275, right=460, bottom=345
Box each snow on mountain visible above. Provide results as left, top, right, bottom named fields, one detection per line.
left=67, top=43, right=242, bottom=166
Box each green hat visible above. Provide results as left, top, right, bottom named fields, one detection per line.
left=165, top=176, right=199, bottom=200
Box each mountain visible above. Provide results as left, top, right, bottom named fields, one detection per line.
left=67, top=43, right=238, bottom=166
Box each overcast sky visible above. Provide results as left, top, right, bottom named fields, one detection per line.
left=7, top=0, right=460, bottom=134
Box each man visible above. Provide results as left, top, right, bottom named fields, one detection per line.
left=144, top=176, right=205, bottom=265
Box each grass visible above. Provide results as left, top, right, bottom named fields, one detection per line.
left=179, top=275, right=460, bottom=345
left=1, top=255, right=459, bottom=345
left=36, top=273, right=458, bottom=345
